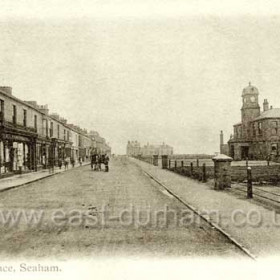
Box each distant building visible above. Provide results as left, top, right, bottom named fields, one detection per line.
left=228, top=83, right=280, bottom=161
left=126, top=141, right=173, bottom=156
left=126, top=141, right=141, bottom=156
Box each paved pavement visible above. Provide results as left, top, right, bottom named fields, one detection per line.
left=0, top=156, right=244, bottom=259
left=0, top=162, right=90, bottom=192
left=132, top=157, right=280, bottom=259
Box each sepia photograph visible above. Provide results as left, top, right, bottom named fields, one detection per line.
left=1, top=0, right=280, bottom=279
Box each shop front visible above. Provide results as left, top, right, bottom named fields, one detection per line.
left=0, top=124, right=37, bottom=177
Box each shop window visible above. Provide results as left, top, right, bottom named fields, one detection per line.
left=57, top=124, right=60, bottom=138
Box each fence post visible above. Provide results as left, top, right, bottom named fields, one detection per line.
left=202, top=163, right=207, bottom=182
left=247, top=167, right=253, bottom=199
left=246, top=157, right=248, bottom=167
left=212, top=154, right=233, bottom=190
left=197, top=158, right=199, bottom=167
left=161, top=155, right=168, bottom=169
left=190, top=162, right=193, bottom=176
left=175, top=160, right=177, bottom=170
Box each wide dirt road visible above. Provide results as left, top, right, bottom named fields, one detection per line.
left=0, top=156, right=245, bottom=259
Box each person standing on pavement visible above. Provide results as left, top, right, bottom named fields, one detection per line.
left=58, top=158, right=63, bottom=169
left=71, top=157, right=75, bottom=168
left=64, top=157, right=69, bottom=170
left=97, top=154, right=102, bottom=171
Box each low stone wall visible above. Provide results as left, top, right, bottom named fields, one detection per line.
left=169, top=166, right=215, bottom=181
left=134, top=156, right=153, bottom=165
left=134, top=156, right=280, bottom=184
left=231, top=165, right=280, bottom=183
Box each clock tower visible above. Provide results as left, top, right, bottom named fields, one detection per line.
left=241, top=82, right=261, bottom=139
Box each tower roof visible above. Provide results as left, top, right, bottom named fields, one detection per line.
left=242, top=82, right=259, bottom=96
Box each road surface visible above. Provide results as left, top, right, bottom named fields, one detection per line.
left=0, top=156, right=246, bottom=259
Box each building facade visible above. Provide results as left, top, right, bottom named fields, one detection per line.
left=0, top=86, right=111, bottom=177
left=126, top=141, right=173, bottom=156
left=228, top=83, right=280, bottom=161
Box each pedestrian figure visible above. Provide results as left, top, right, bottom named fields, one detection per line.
left=58, top=158, right=63, bottom=169
left=104, top=154, right=110, bottom=172
left=91, top=154, right=97, bottom=170
left=79, top=156, right=82, bottom=166
left=90, top=154, right=94, bottom=170
left=64, top=157, right=69, bottom=170
left=71, top=157, right=75, bottom=168
left=98, top=154, right=102, bottom=171
left=95, top=154, right=99, bottom=171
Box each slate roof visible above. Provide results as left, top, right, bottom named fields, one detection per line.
left=254, top=108, right=280, bottom=121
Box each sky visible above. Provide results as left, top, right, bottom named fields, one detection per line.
left=1, top=1, right=280, bottom=154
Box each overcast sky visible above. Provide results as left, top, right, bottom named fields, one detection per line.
left=1, top=1, right=280, bottom=154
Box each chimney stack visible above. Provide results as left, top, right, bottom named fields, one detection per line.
left=220, top=130, right=224, bottom=146
left=38, top=105, right=49, bottom=115
left=220, top=130, right=224, bottom=154
left=0, top=86, right=12, bottom=95
left=263, top=99, right=269, bottom=112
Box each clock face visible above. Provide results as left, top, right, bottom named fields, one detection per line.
left=250, top=96, right=256, bottom=102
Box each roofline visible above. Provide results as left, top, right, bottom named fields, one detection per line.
left=0, top=89, right=95, bottom=139
left=252, top=117, right=280, bottom=122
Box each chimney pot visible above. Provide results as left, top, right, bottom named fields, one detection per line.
left=263, top=99, right=269, bottom=112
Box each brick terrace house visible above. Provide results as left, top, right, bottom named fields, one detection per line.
left=0, top=86, right=111, bottom=177
left=228, top=83, right=280, bottom=161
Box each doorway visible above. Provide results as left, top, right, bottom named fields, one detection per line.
left=241, top=146, right=249, bottom=160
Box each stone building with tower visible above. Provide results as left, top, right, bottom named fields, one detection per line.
left=228, top=83, right=280, bottom=161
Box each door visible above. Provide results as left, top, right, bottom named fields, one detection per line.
left=241, top=146, right=249, bottom=160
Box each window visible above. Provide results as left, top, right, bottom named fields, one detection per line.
left=57, top=124, right=60, bottom=138
left=252, top=123, right=256, bottom=137
left=258, top=122, right=262, bottom=135
left=64, top=129, right=66, bottom=140
left=67, top=131, right=70, bottom=141
left=45, top=120, right=49, bottom=137
left=12, top=105, right=17, bottom=124
left=271, top=144, right=278, bottom=155
left=34, top=115, right=37, bottom=132
left=0, top=99, right=4, bottom=120
left=272, top=121, right=278, bottom=135
left=23, top=109, right=27, bottom=127
left=50, top=122, right=53, bottom=137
